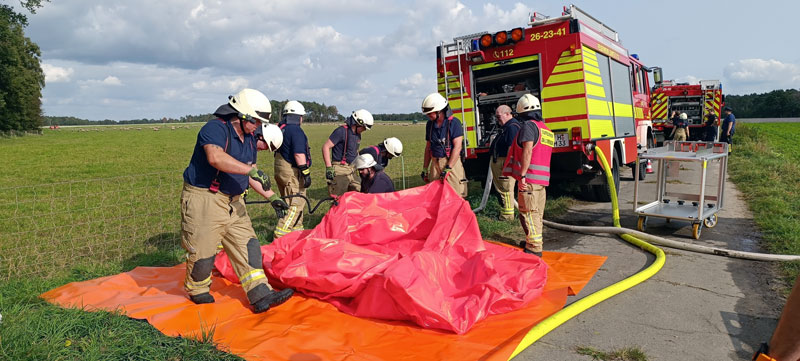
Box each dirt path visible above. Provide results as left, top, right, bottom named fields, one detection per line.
left=514, top=158, right=786, bottom=360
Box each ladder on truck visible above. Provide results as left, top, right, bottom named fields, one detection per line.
left=440, top=33, right=484, bottom=149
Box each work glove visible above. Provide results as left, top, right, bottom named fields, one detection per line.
left=248, top=167, right=271, bottom=192
left=268, top=193, right=289, bottom=219
left=325, top=166, right=335, bottom=180
left=440, top=165, right=452, bottom=180
left=299, top=164, right=312, bottom=188
left=420, top=170, right=428, bottom=182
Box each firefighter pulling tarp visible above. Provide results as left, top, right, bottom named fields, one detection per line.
left=41, top=181, right=607, bottom=359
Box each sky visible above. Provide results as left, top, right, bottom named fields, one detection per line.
left=14, top=0, right=800, bottom=121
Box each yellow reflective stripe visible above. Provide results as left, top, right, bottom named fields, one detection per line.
left=574, top=48, right=582, bottom=55
left=613, top=102, right=633, bottom=118
left=546, top=71, right=584, bottom=85
left=634, top=107, right=644, bottom=119
left=587, top=98, right=612, bottom=116
left=540, top=129, right=555, bottom=147
left=542, top=97, right=587, bottom=118
left=583, top=63, right=601, bottom=76
left=583, top=56, right=598, bottom=68
left=585, top=83, right=606, bottom=98
left=703, top=161, right=707, bottom=169
left=186, top=276, right=212, bottom=290
left=560, top=50, right=571, bottom=57
left=589, top=118, right=615, bottom=138
left=471, top=55, right=539, bottom=71
left=584, top=72, right=602, bottom=85
left=582, top=46, right=597, bottom=56
left=541, top=83, right=586, bottom=99
left=552, top=62, right=583, bottom=73
left=557, top=55, right=582, bottom=64
left=240, top=269, right=266, bottom=288
left=448, top=97, right=473, bottom=110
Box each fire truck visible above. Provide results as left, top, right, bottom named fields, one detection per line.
left=436, top=5, right=655, bottom=202
left=649, top=75, right=723, bottom=145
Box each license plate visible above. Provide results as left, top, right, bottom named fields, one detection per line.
left=554, top=133, right=569, bottom=147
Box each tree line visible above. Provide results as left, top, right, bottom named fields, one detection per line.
left=0, top=1, right=45, bottom=133
left=724, top=89, right=800, bottom=118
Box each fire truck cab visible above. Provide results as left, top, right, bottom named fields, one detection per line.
left=436, top=5, right=654, bottom=201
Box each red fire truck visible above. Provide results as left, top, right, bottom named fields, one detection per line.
left=649, top=75, right=723, bottom=144
left=436, top=5, right=655, bottom=201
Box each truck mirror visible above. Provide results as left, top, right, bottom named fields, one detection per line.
left=653, top=67, right=663, bottom=85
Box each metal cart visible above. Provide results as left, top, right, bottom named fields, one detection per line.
left=633, top=141, right=729, bottom=239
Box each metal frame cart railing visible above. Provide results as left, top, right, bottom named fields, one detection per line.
left=633, top=141, right=729, bottom=239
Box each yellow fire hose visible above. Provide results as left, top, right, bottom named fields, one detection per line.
left=508, top=147, right=666, bottom=359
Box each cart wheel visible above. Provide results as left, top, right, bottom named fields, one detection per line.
left=692, top=223, right=702, bottom=239
left=637, top=216, right=647, bottom=232
left=703, top=214, right=718, bottom=228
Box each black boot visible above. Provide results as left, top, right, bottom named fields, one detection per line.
left=523, top=248, right=543, bottom=258
left=252, top=288, right=295, bottom=313
left=189, top=292, right=215, bottom=304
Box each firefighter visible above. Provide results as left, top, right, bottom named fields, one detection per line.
left=421, top=93, right=468, bottom=198
left=355, top=153, right=395, bottom=194
left=701, top=113, right=718, bottom=142
left=273, top=100, right=312, bottom=238
left=490, top=104, right=521, bottom=220
left=359, top=137, right=403, bottom=170
left=720, top=106, right=735, bottom=150
left=180, top=88, right=293, bottom=313
left=503, top=94, right=554, bottom=257
left=670, top=111, right=689, bottom=141
left=322, top=109, right=373, bottom=196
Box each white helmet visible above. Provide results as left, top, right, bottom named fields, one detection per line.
left=679, top=112, right=688, bottom=120
left=421, top=93, right=448, bottom=114
left=283, top=100, right=306, bottom=116
left=383, top=137, right=403, bottom=157
left=261, top=123, right=283, bottom=151
left=229, top=88, right=271, bottom=123
left=352, top=109, right=374, bottom=129
left=354, top=153, right=377, bottom=170
left=516, top=94, right=541, bottom=113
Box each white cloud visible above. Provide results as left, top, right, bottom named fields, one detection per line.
left=42, top=64, right=74, bottom=83
left=723, top=59, right=800, bottom=93
left=102, top=76, right=122, bottom=85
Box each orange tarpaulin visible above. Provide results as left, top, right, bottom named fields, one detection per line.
left=42, top=252, right=604, bottom=360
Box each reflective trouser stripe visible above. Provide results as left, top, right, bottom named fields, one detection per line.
left=501, top=192, right=514, bottom=215
left=275, top=206, right=298, bottom=237
left=185, top=276, right=212, bottom=291
left=240, top=269, right=266, bottom=288
left=523, top=212, right=541, bottom=244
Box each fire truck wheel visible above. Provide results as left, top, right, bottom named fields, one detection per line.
left=593, top=151, right=620, bottom=202
left=634, top=160, right=647, bottom=181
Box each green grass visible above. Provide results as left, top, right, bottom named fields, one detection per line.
left=575, top=345, right=648, bottom=361
left=727, top=123, right=800, bottom=283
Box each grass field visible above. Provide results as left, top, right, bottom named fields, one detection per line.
left=727, top=122, right=800, bottom=283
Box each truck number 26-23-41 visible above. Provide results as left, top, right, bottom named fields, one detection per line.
left=530, top=27, right=567, bottom=41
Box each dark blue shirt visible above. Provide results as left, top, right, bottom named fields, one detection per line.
left=672, top=116, right=688, bottom=129
left=722, top=113, right=736, bottom=134
left=183, top=119, right=257, bottom=195
left=701, top=123, right=717, bottom=142
left=329, top=125, right=361, bottom=164
left=278, top=124, right=310, bottom=167
left=359, top=144, right=388, bottom=169
left=425, top=116, right=464, bottom=158
left=361, top=171, right=395, bottom=194
left=491, top=118, right=521, bottom=158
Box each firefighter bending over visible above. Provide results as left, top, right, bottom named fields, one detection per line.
left=490, top=104, right=521, bottom=220
left=322, top=109, right=374, bottom=196
left=421, top=93, right=468, bottom=197
left=355, top=153, right=395, bottom=194
left=359, top=137, right=403, bottom=170
left=180, top=88, right=293, bottom=313
left=274, top=101, right=312, bottom=238
left=503, top=94, right=553, bottom=257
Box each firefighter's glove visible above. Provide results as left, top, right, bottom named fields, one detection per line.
left=248, top=167, right=271, bottom=191
left=299, top=164, right=312, bottom=188
left=440, top=165, right=452, bottom=180
left=268, top=193, right=289, bottom=219
left=420, top=170, right=428, bottom=182
left=325, top=166, right=335, bottom=180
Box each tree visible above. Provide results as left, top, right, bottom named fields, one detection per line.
left=0, top=2, right=46, bottom=133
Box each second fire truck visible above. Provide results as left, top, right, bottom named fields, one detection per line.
left=649, top=73, right=724, bottom=145
left=436, top=5, right=656, bottom=201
